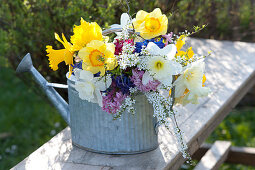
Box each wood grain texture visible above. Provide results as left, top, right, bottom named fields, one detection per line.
left=12, top=38, right=255, bottom=170
left=194, top=141, right=231, bottom=170
left=193, top=143, right=255, bottom=166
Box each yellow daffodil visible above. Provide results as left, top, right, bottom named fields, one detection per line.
left=176, top=35, right=188, bottom=58
left=175, top=35, right=195, bottom=64
left=133, top=8, right=168, bottom=39
left=78, top=40, right=117, bottom=76
left=71, top=18, right=103, bottom=51
left=176, top=35, right=186, bottom=54
left=46, top=33, right=74, bottom=74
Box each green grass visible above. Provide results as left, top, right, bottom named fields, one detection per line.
left=0, top=57, right=66, bottom=170
left=208, top=107, right=255, bottom=148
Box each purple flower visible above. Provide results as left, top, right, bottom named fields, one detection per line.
left=130, top=68, right=160, bottom=92
left=162, top=32, right=173, bottom=45
left=112, top=74, right=135, bottom=95
left=102, top=88, right=127, bottom=114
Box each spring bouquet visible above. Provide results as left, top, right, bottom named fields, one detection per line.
left=46, top=8, right=210, bottom=160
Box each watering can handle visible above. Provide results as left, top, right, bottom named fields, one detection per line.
left=16, top=53, right=70, bottom=125
left=46, top=82, right=68, bottom=89
left=102, top=27, right=138, bottom=36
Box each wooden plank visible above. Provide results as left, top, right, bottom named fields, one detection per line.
left=193, top=143, right=255, bottom=166
left=192, top=143, right=212, bottom=160
left=165, top=39, right=255, bottom=169
left=194, top=141, right=231, bottom=170
left=11, top=128, right=112, bottom=170
left=11, top=39, right=255, bottom=170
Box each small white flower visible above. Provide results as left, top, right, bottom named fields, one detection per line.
left=147, top=56, right=182, bottom=87
left=74, top=70, right=112, bottom=107
left=146, top=42, right=177, bottom=60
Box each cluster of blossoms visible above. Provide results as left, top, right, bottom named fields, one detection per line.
left=46, top=8, right=210, bottom=160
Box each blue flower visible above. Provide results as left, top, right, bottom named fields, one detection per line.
left=71, top=62, right=82, bottom=70
left=71, top=62, right=82, bottom=75
left=135, top=38, right=165, bottom=53
left=94, top=72, right=101, bottom=77
left=112, top=74, right=135, bottom=95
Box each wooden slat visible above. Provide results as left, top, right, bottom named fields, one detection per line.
left=194, top=141, right=231, bottom=170
left=11, top=39, right=255, bottom=170
left=193, top=143, right=255, bottom=166
left=165, top=39, right=255, bottom=170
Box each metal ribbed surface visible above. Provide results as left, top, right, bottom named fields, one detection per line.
left=67, top=79, right=158, bottom=154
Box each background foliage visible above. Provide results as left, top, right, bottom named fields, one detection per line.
left=1, top=0, right=254, bottom=84
left=0, top=0, right=255, bottom=169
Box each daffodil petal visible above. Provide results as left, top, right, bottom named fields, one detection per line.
left=95, top=89, right=103, bottom=107
left=95, top=76, right=112, bottom=91
left=71, top=19, right=103, bottom=51
left=79, top=70, right=94, bottom=81
left=176, top=35, right=186, bottom=52
left=162, top=44, right=177, bottom=60
left=46, top=46, right=73, bottom=71
left=120, top=13, right=131, bottom=27
left=142, top=71, right=153, bottom=85
left=169, top=61, right=182, bottom=75
left=145, top=42, right=161, bottom=55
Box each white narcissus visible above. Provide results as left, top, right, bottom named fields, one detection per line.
left=174, top=60, right=210, bottom=105
left=111, top=13, right=131, bottom=29
left=74, top=70, right=112, bottom=107
left=142, top=71, right=153, bottom=85
left=110, top=13, right=132, bottom=38
left=145, top=42, right=182, bottom=87
left=146, top=42, right=177, bottom=60
left=146, top=55, right=182, bottom=87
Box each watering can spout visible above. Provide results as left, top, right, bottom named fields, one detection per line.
left=16, top=53, right=70, bottom=125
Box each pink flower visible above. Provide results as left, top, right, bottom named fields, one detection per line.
left=102, top=88, right=127, bottom=114
left=114, top=39, right=134, bottom=55
left=130, top=68, right=160, bottom=92
left=162, top=32, right=173, bottom=45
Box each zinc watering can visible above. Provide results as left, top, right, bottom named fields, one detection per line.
left=16, top=28, right=158, bottom=154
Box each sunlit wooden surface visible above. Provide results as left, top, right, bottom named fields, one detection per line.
left=12, top=38, right=255, bottom=170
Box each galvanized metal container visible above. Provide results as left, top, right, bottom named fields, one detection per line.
left=67, top=78, right=158, bottom=154
left=16, top=27, right=159, bottom=154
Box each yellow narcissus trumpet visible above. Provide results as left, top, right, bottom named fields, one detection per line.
left=71, top=18, right=103, bottom=51
left=46, top=33, right=74, bottom=75
left=78, top=40, right=117, bottom=76
left=133, top=8, right=168, bottom=39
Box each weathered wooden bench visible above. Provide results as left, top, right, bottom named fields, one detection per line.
left=193, top=140, right=255, bottom=169
left=12, top=38, right=255, bottom=170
